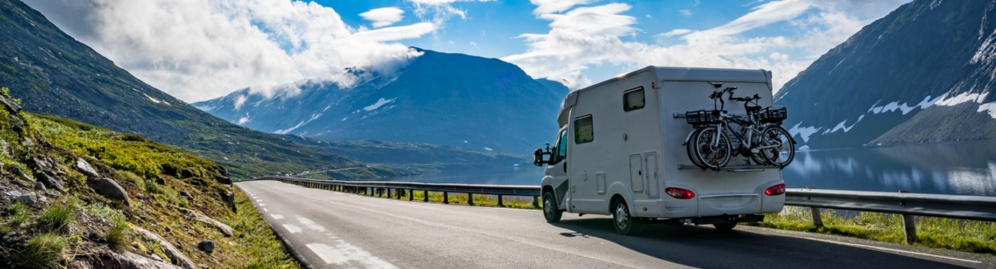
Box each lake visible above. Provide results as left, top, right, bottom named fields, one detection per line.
left=394, top=141, right=996, bottom=196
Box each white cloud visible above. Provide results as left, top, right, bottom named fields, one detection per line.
left=360, top=7, right=405, bottom=28
left=406, top=0, right=493, bottom=27
left=679, top=9, right=692, bottom=17
left=24, top=0, right=434, bottom=102
left=531, top=0, right=597, bottom=15
left=504, top=0, right=910, bottom=93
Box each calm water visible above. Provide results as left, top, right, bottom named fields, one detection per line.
left=394, top=141, right=996, bottom=196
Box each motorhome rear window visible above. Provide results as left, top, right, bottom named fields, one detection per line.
left=623, top=86, right=645, bottom=112
left=575, top=115, right=594, bottom=144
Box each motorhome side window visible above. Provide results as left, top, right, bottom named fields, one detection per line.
left=574, top=115, right=594, bottom=144
left=553, top=130, right=568, bottom=163
left=623, top=86, right=645, bottom=112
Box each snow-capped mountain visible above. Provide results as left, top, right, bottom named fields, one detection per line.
left=775, top=0, right=996, bottom=149
left=194, top=48, right=568, bottom=154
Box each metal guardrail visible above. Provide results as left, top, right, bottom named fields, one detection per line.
left=248, top=177, right=996, bottom=243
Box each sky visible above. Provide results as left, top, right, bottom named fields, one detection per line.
left=24, top=0, right=911, bottom=102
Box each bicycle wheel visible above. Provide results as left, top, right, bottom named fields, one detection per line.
left=747, top=130, right=767, bottom=165
left=685, top=128, right=706, bottom=169
left=691, top=126, right=731, bottom=170
left=759, top=126, right=795, bottom=168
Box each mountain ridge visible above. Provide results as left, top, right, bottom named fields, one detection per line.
left=195, top=48, right=568, bottom=155
left=775, top=0, right=996, bottom=149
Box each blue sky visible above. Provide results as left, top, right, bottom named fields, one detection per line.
left=25, top=0, right=910, bottom=102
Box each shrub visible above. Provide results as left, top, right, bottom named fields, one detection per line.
left=8, top=202, right=30, bottom=227
left=15, top=233, right=67, bottom=268
left=106, top=218, right=130, bottom=250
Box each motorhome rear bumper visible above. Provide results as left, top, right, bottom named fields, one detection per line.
left=690, top=214, right=764, bottom=225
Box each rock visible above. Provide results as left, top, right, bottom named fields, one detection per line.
left=136, top=193, right=147, bottom=200
left=107, top=251, right=182, bottom=269
left=89, top=178, right=131, bottom=205
left=11, top=167, right=33, bottom=182
left=0, top=139, right=11, bottom=159
left=10, top=115, right=23, bottom=133
left=179, top=191, right=193, bottom=200
left=133, top=226, right=196, bottom=269
left=22, top=137, right=34, bottom=147
left=75, top=158, right=100, bottom=179
left=0, top=94, right=21, bottom=114
left=34, top=181, right=46, bottom=191
left=220, top=191, right=236, bottom=213
left=197, top=240, right=215, bottom=253
left=214, top=175, right=231, bottom=185
left=37, top=173, right=66, bottom=192
left=179, top=207, right=233, bottom=237
left=17, top=192, right=38, bottom=205
left=12, top=179, right=32, bottom=189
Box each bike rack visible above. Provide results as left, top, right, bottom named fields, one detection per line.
left=676, top=164, right=777, bottom=172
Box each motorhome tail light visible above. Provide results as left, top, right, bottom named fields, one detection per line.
left=665, top=187, right=695, bottom=199
left=764, top=183, right=786, bottom=196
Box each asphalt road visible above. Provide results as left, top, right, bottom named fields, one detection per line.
left=237, top=180, right=995, bottom=269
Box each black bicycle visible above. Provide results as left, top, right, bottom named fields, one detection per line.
left=684, top=87, right=795, bottom=170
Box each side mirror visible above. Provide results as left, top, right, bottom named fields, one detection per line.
left=533, top=143, right=553, bottom=166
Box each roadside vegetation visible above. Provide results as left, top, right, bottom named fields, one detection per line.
left=749, top=206, right=996, bottom=255
left=0, top=87, right=299, bottom=268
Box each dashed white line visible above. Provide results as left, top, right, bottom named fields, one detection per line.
left=306, top=241, right=397, bottom=268
left=805, top=237, right=981, bottom=264
left=263, top=208, right=268, bottom=212
left=271, top=214, right=284, bottom=220
left=259, top=203, right=267, bottom=206
left=296, top=216, right=326, bottom=232
left=282, top=224, right=302, bottom=233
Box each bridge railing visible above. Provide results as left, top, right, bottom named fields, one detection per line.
left=248, top=176, right=996, bottom=243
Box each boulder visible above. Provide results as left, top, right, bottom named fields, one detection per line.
left=75, top=158, right=100, bottom=179
left=107, top=251, right=182, bottom=269
left=89, top=178, right=130, bottom=205
left=38, top=173, right=66, bottom=192
left=22, top=137, right=34, bottom=147
left=0, top=94, right=21, bottom=114
left=10, top=115, right=23, bottom=133
left=179, top=191, right=193, bottom=200
left=133, top=226, right=196, bottom=269
left=17, top=192, right=38, bottom=205
left=179, top=207, right=233, bottom=237
left=34, top=181, right=46, bottom=191
left=197, top=240, right=215, bottom=253
left=11, top=167, right=33, bottom=182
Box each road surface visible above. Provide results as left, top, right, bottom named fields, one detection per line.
left=237, top=180, right=994, bottom=269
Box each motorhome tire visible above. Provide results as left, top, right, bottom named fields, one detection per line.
left=612, top=199, right=639, bottom=235
left=543, top=191, right=562, bottom=223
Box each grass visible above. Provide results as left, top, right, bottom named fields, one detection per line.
left=8, top=202, right=30, bottom=227
left=38, top=204, right=74, bottom=233
left=222, top=188, right=300, bottom=268
left=749, top=206, right=996, bottom=255
left=15, top=233, right=67, bottom=269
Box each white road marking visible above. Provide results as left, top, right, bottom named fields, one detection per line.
left=271, top=214, right=284, bottom=220
left=282, top=224, right=302, bottom=234
left=263, top=208, right=268, bottom=212
left=805, top=237, right=981, bottom=264
left=307, top=241, right=398, bottom=268
left=297, top=216, right=327, bottom=232
left=259, top=203, right=266, bottom=206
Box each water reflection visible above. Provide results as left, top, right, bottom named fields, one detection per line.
left=784, top=141, right=996, bottom=196
left=394, top=141, right=996, bottom=196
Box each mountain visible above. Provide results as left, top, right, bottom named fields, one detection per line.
left=774, top=0, right=996, bottom=149
left=194, top=48, right=568, bottom=155
left=0, top=0, right=359, bottom=178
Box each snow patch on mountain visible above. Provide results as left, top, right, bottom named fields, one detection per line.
left=825, top=115, right=864, bottom=134
left=935, top=91, right=989, bottom=106
left=142, top=93, right=170, bottom=106
left=978, top=102, right=996, bottom=118
left=788, top=122, right=822, bottom=143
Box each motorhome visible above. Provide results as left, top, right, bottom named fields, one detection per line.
left=534, top=66, right=786, bottom=235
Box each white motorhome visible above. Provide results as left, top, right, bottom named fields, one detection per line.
left=534, top=66, right=786, bottom=235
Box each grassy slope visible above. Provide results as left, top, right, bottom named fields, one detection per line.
left=0, top=90, right=297, bottom=267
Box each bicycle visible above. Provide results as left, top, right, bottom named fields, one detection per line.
left=684, top=87, right=795, bottom=170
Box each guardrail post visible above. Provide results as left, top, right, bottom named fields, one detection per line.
left=498, top=195, right=504, bottom=207
left=423, top=190, right=429, bottom=202
left=532, top=196, right=540, bottom=208
left=443, top=192, right=449, bottom=204
left=899, top=190, right=918, bottom=244
left=810, top=207, right=823, bottom=227
left=468, top=193, right=474, bottom=206
left=397, top=189, right=402, bottom=199
left=408, top=189, right=413, bottom=201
